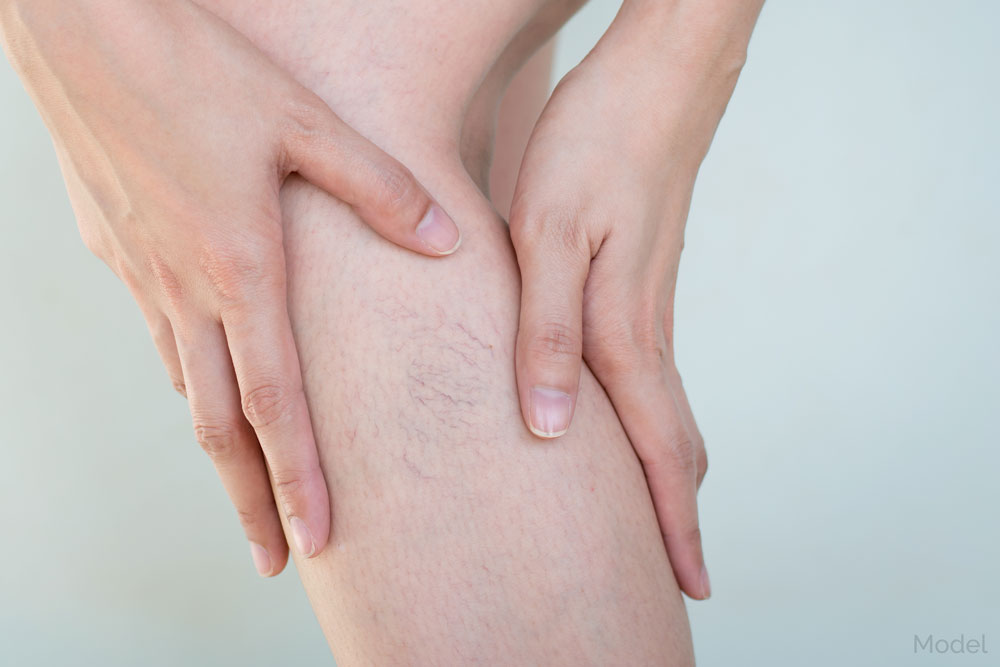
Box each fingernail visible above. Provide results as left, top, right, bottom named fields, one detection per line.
left=249, top=541, right=273, bottom=577
left=700, top=565, right=712, bottom=599
left=416, top=204, right=461, bottom=255
left=528, top=386, right=573, bottom=438
left=289, top=516, right=316, bottom=558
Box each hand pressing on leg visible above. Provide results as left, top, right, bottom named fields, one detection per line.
left=0, top=0, right=460, bottom=576
left=509, top=0, right=763, bottom=600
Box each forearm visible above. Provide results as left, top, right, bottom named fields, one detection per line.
left=1, top=0, right=206, bottom=136
left=623, top=0, right=764, bottom=66
left=583, top=0, right=764, bottom=168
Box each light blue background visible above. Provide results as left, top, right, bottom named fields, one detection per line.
left=2, top=1, right=998, bottom=664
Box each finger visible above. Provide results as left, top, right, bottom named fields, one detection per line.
left=175, top=321, right=290, bottom=577
left=124, top=280, right=187, bottom=397
left=603, top=367, right=710, bottom=600
left=283, top=97, right=461, bottom=256
left=142, top=307, right=187, bottom=397
left=665, top=364, right=707, bottom=489
left=510, top=213, right=591, bottom=438
left=220, top=273, right=330, bottom=561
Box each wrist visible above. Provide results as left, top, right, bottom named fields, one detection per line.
left=617, top=0, right=761, bottom=68
left=600, top=0, right=760, bottom=92
left=580, top=0, right=762, bottom=167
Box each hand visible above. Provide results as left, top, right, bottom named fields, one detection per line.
left=1, top=0, right=461, bottom=575
left=508, top=5, right=754, bottom=599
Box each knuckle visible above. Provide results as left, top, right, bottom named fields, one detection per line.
left=368, top=161, right=418, bottom=217
left=526, top=321, right=583, bottom=364
left=692, top=429, right=706, bottom=455
left=193, top=419, right=241, bottom=461
left=507, top=207, right=536, bottom=246
left=281, top=93, right=326, bottom=140
left=235, top=505, right=267, bottom=533
left=199, top=243, right=283, bottom=307
left=144, top=252, right=185, bottom=308
left=590, top=341, right=640, bottom=377
left=665, top=432, right=698, bottom=471
left=241, top=383, right=296, bottom=430
left=590, top=315, right=665, bottom=378
left=270, top=470, right=309, bottom=506
left=510, top=206, right=589, bottom=258
left=694, top=428, right=708, bottom=474
left=679, top=524, right=703, bottom=546
left=640, top=429, right=697, bottom=476
left=278, top=93, right=345, bottom=172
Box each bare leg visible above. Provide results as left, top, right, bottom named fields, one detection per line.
left=197, top=1, right=694, bottom=663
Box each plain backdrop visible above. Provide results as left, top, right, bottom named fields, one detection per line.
left=2, top=1, right=997, bottom=665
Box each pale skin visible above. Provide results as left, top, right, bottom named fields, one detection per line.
left=1, top=0, right=763, bottom=660
left=509, top=0, right=764, bottom=599
left=0, top=0, right=464, bottom=574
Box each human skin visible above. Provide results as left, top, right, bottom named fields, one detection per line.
left=0, top=0, right=464, bottom=576
left=488, top=40, right=557, bottom=220
left=2, top=0, right=763, bottom=603
left=507, top=0, right=764, bottom=601
left=192, top=0, right=696, bottom=662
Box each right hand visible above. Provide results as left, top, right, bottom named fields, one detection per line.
left=0, top=0, right=462, bottom=576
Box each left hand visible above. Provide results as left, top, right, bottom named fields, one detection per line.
left=508, top=23, right=749, bottom=600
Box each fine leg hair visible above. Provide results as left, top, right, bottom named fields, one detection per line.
left=195, top=0, right=695, bottom=663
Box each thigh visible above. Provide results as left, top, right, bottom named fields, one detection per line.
left=281, top=177, right=694, bottom=664
left=201, top=1, right=695, bottom=663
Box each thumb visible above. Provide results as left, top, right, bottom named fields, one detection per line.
left=283, top=98, right=461, bottom=256
left=510, top=213, right=591, bottom=438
